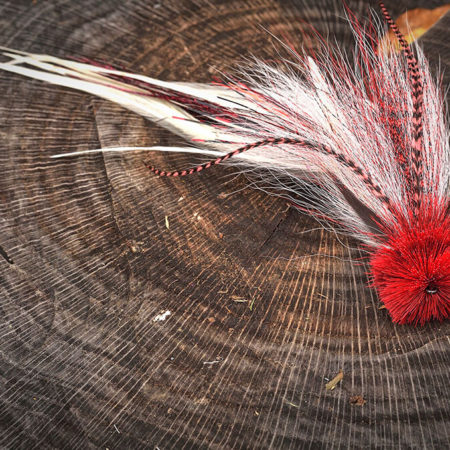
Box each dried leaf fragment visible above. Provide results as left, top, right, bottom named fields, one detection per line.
left=325, top=371, right=344, bottom=390
left=349, top=395, right=366, bottom=406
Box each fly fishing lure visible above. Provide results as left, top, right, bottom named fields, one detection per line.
left=0, top=1, right=448, bottom=325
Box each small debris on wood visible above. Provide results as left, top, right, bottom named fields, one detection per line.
left=165, top=215, right=170, bottom=229
left=283, top=397, right=300, bottom=408
left=231, top=295, right=248, bottom=303
left=125, top=240, right=143, bottom=253
left=218, top=232, right=224, bottom=239
left=193, top=397, right=210, bottom=405
left=207, top=317, right=215, bottom=323
left=129, top=245, right=139, bottom=253
left=153, top=310, right=171, bottom=322
left=349, top=395, right=366, bottom=406
left=178, top=196, right=184, bottom=202
left=379, top=305, right=386, bottom=310
left=203, top=356, right=223, bottom=366
left=325, top=371, right=343, bottom=390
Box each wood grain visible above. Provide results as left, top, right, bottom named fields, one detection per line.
left=0, top=0, right=449, bottom=448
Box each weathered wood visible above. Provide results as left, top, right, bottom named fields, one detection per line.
left=0, top=1, right=449, bottom=448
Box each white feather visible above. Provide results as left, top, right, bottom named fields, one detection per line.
left=0, top=18, right=448, bottom=249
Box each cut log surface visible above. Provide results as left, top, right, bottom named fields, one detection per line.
left=0, top=0, right=449, bottom=448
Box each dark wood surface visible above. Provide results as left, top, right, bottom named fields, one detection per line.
left=0, top=1, right=449, bottom=448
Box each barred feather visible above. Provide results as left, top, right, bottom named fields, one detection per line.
left=1, top=2, right=448, bottom=324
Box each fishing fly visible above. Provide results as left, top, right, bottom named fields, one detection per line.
left=0, top=1, right=448, bottom=325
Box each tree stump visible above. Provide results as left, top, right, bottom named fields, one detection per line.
left=0, top=0, right=449, bottom=448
